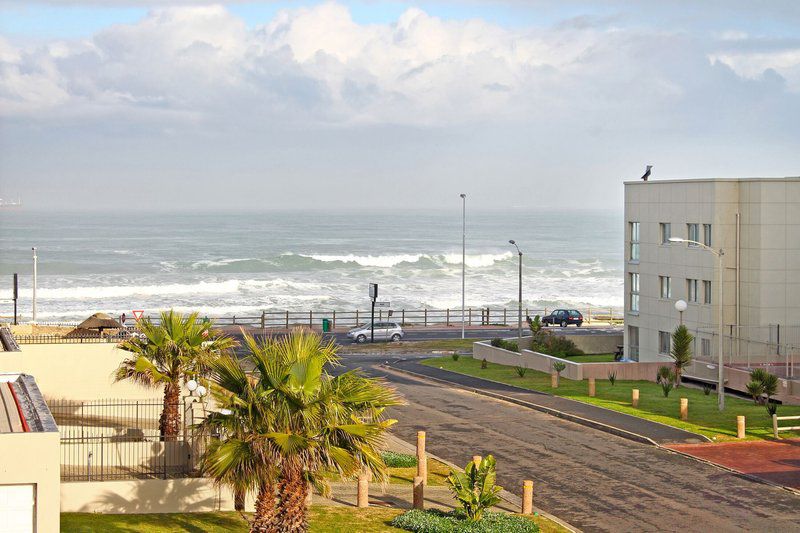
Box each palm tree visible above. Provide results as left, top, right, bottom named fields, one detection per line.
left=670, top=325, right=694, bottom=387
left=201, top=329, right=402, bottom=533
left=115, top=310, right=235, bottom=440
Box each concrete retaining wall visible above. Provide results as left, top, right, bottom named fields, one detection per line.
left=60, top=478, right=256, bottom=513
left=684, top=361, right=799, bottom=405
left=553, top=331, right=623, bottom=355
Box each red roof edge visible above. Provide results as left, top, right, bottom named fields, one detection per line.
left=7, top=382, right=30, bottom=432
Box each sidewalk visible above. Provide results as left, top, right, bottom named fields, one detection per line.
left=667, top=439, right=800, bottom=491
left=389, top=360, right=707, bottom=445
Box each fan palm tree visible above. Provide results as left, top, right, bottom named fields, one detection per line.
left=115, top=310, right=235, bottom=440
left=201, top=329, right=402, bottom=533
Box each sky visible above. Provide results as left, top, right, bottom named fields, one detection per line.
left=1, top=1, right=799, bottom=211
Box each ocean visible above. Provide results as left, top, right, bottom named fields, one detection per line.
left=0, top=209, right=623, bottom=321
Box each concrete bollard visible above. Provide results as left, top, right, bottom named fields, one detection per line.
left=631, top=389, right=639, bottom=408
left=357, top=472, right=369, bottom=508
left=737, top=416, right=746, bottom=439
left=416, top=431, right=427, bottom=486
left=588, top=377, right=596, bottom=397
left=680, top=398, right=688, bottom=421
left=522, top=480, right=534, bottom=515
left=551, top=371, right=559, bottom=388
left=472, top=455, right=482, bottom=469
left=413, top=476, right=424, bottom=510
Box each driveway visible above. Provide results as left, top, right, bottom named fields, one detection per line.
left=339, top=355, right=800, bottom=533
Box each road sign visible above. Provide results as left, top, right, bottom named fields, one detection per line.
left=132, top=310, right=144, bottom=321
left=369, top=283, right=378, bottom=300
left=375, top=301, right=390, bottom=308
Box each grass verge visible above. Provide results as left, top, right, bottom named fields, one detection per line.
left=338, top=338, right=481, bottom=354
left=562, top=354, right=616, bottom=363
left=422, top=356, right=800, bottom=441
left=62, top=508, right=406, bottom=533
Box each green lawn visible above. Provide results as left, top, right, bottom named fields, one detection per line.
left=62, top=508, right=406, bottom=532
left=423, top=356, right=800, bottom=441
left=563, top=354, right=616, bottom=363
left=61, top=508, right=568, bottom=533
left=338, top=338, right=480, bottom=354
left=388, top=458, right=451, bottom=485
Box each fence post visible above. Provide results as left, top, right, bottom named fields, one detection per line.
left=413, top=476, right=424, bottom=510
left=356, top=309, right=359, bottom=325
left=503, top=308, right=507, bottom=325
left=773, top=414, right=779, bottom=438
left=332, top=310, right=336, bottom=329
left=588, top=377, right=596, bottom=397
left=357, top=470, right=369, bottom=508
left=632, top=389, right=639, bottom=408
left=260, top=311, right=265, bottom=329
left=737, top=416, right=745, bottom=439
left=309, top=310, right=313, bottom=327
left=285, top=311, right=289, bottom=329
left=416, top=431, right=427, bottom=485
left=401, top=309, right=405, bottom=325
left=424, top=309, right=428, bottom=327
left=522, top=480, right=534, bottom=515
left=468, top=308, right=472, bottom=326
left=680, top=398, right=688, bottom=421
left=446, top=309, right=450, bottom=326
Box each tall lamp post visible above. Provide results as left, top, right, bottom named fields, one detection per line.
left=460, top=194, right=466, bottom=340
left=32, top=247, right=38, bottom=324
left=508, top=240, right=523, bottom=338
left=669, top=237, right=725, bottom=411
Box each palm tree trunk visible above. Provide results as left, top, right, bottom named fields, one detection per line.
left=250, top=481, right=277, bottom=533
left=160, top=382, right=181, bottom=441
left=273, top=465, right=309, bottom=533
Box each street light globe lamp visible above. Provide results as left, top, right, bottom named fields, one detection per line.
left=186, top=379, right=198, bottom=392
left=196, top=385, right=207, bottom=397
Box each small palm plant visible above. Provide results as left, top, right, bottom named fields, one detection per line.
left=608, top=370, right=617, bottom=386
left=515, top=365, right=528, bottom=378
left=657, top=366, right=676, bottom=397
left=747, top=368, right=779, bottom=415
left=115, top=310, right=235, bottom=440
left=669, top=325, right=693, bottom=387
left=445, top=455, right=503, bottom=522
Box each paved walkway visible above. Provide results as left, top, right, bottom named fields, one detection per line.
left=668, top=438, right=800, bottom=490
left=390, top=359, right=707, bottom=445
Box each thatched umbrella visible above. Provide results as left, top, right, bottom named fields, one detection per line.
left=76, top=312, right=122, bottom=336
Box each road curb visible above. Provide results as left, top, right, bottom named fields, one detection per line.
left=382, top=363, right=659, bottom=446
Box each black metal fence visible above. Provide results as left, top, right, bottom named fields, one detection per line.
left=15, top=333, right=131, bottom=345
left=49, top=398, right=207, bottom=481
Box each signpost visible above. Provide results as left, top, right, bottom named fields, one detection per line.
left=375, top=301, right=390, bottom=308
left=369, top=283, right=378, bottom=343
left=132, top=310, right=145, bottom=321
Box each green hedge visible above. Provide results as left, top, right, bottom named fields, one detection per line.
left=391, top=510, right=539, bottom=533
left=382, top=451, right=418, bottom=468
left=489, top=338, right=519, bottom=353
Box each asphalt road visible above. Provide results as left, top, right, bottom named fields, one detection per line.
left=338, top=354, right=800, bottom=533
left=230, top=324, right=620, bottom=348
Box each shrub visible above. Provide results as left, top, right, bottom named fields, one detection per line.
left=515, top=366, right=527, bottom=378
left=746, top=368, right=779, bottom=412
left=528, top=315, right=583, bottom=357
left=481, top=358, right=488, bottom=369
left=452, top=353, right=461, bottom=361
left=391, top=509, right=539, bottom=533
left=702, top=384, right=712, bottom=396
left=766, top=400, right=779, bottom=417
left=382, top=451, right=417, bottom=468
left=489, top=338, right=519, bottom=353
left=446, top=455, right=502, bottom=522
left=656, top=366, right=676, bottom=397
left=608, top=371, right=617, bottom=386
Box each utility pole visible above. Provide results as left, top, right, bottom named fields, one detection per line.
left=460, top=193, right=466, bottom=339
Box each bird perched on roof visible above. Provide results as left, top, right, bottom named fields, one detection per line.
left=640, top=165, right=652, bottom=181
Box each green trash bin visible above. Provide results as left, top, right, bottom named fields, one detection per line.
left=322, top=318, right=331, bottom=332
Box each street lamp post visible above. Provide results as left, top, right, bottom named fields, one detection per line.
left=32, top=247, right=38, bottom=323
left=460, top=194, right=466, bottom=340
left=669, top=237, right=725, bottom=411
left=509, top=240, right=523, bottom=338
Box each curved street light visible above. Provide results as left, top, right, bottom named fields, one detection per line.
left=460, top=194, right=466, bottom=340
left=669, top=237, right=725, bottom=411
left=509, top=240, right=523, bottom=338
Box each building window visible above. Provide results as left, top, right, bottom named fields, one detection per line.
left=629, top=222, right=640, bottom=261
left=687, top=278, right=698, bottom=303
left=703, top=280, right=712, bottom=304
left=703, top=224, right=712, bottom=247
left=687, top=223, right=699, bottom=246
left=660, top=223, right=671, bottom=244
left=701, top=338, right=711, bottom=357
left=628, top=326, right=640, bottom=361
left=660, top=276, right=672, bottom=298
left=630, top=273, right=640, bottom=312
left=659, top=331, right=671, bottom=354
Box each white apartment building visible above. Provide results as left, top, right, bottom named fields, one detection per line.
left=623, top=177, right=800, bottom=363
